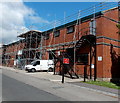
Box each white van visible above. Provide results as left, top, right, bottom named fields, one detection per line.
left=25, top=60, right=54, bottom=72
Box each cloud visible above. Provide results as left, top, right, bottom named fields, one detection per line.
left=28, top=15, right=50, bottom=24
left=0, top=1, right=49, bottom=44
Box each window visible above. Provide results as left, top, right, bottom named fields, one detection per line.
left=31, top=61, right=40, bottom=66
left=49, top=51, right=56, bottom=60
left=67, top=26, right=74, bottom=34
left=90, top=20, right=96, bottom=35
left=54, top=30, right=60, bottom=37
left=44, top=33, right=49, bottom=40
left=77, top=54, right=88, bottom=64
left=36, top=52, right=40, bottom=59
left=36, top=61, right=40, bottom=65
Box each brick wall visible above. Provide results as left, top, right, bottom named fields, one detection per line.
left=2, top=7, right=119, bottom=79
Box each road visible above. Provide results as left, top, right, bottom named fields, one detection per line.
left=1, top=67, right=119, bottom=102
left=2, top=74, right=65, bottom=101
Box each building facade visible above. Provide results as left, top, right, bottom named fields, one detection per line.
left=1, top=7, right=120, bottom=81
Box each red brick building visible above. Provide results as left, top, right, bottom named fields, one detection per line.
left=1, top=7, right=120, bottom=81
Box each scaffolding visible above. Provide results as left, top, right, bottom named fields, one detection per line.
left=1, top=1, right=119, bottom=80
left=17, top=30, right=42, bottom=66
left=2, top=30, right=43, bottom=68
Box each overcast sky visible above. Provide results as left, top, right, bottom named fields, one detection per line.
left=0, top=0, right=118, bottom=45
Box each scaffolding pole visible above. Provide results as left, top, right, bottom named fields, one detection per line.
left=73, top=10, right=81, bottom=72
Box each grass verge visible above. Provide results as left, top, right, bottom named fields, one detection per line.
left=82, top=80, right=120, bottom=89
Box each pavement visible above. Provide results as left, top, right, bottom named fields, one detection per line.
left=1, top=66, right=84, bottom=83
left=0, top=66, right=120, bottom=99
left=70, top=82, right=119, bottom=97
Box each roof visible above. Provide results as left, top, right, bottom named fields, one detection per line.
left=42, top=11, right=103, bottom=34
left=18, top=30, right=42, bottom=38
left=103, top=7, right=118, bottom=13
left=42, top=6, right=118, bottom=34
left=4, top=39, right=25, bottom=47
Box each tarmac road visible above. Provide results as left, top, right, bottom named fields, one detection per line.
left=2, top=74, right=65, bottom=101
left=1, top=67, right=119, bottom=102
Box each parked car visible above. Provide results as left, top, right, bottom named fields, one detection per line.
left=25, top=60, right=54, bottom=72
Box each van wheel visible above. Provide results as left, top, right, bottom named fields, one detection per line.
left=31, top=68, right=36, bottom=72
left=49, top=67, right=53, bottom=72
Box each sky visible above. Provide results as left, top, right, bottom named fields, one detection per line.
left=0, top=1, right=118, bottom=45
left=24, top=2, right=99, bottom=30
